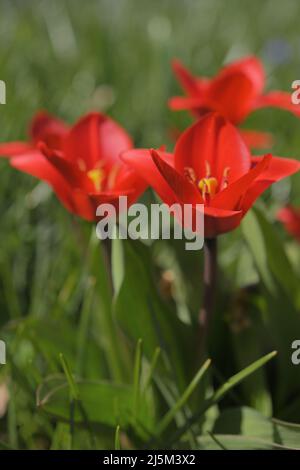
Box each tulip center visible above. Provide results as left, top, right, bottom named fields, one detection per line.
left=87, top=168, right=104, bottom=191
left=184, top=161, right=230, bottom=204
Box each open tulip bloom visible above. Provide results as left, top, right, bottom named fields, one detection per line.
left=0, top=111, right=146, bottom=221
left=169, top=56, right=300, bottom=149
left=122, top=112, right=300, bottom=239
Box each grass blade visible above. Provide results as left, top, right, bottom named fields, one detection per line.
left=133, top=338, right=143, bottom=419
left=115, top=425, right=121, bottom=450
left=157, top=358, right=211, bottom=435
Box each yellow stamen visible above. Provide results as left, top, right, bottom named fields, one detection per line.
left=87, top=168, right=104, bottom=191
left=198, top=177, right=218, bottom=199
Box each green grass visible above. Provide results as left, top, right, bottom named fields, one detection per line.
left=0, top=0, right=300, bottom=450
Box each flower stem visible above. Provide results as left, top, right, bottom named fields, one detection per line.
left=199, top=237, right=217, bottom=358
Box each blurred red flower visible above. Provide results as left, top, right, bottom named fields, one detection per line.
left=0, top=111, right=146, bottom=220
left=169, top=56, right=300, bottom=148
left=122, top=113, right=300, bottom=238
left=277, top=206, right=300, bottom=242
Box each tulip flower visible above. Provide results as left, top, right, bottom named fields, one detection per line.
left=122, top=112, right=300, bottom=239
left=0, top=111, right=146, bottom=221
left=277, top=205, right=300, bottom=242
left=169, top=56, right=300, bottom=148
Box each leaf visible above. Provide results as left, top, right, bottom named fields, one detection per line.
left=242, top=207, right=299, bottom=303
left=37, top=376, right=154, bottom=434
left=197, top=434, right=283, bottom=450
left=213, top=406, right=300, bottom=450
left=114, top=239, right=194, bottom=391
left=241, top=209, right=275, bottom=293
left=156, top=358, right=211, bottom=435
left=38, top=377, right=133, bottom=427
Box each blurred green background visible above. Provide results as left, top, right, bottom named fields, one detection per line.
left=0, top=0, right=300, bottom=450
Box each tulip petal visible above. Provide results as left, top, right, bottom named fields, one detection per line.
left=121, top=148, right=178, bottom=205
left=241, top=156, right=300, bottom=213
left=72, top=190, right=134, bottom=221
left=252, top=155, right=300, bottom=181
left=29, top=111, right=69, bottom=149
left=38, top=143, right=93, bottom=192
left=10, top=151, right=74, bottom=211
left=0, top=142, right=33, bottom=157
left=151, top=149, right=203, bottom=204
left=63, top=112, right=133, bottom=170
left=206, top=56, right=265, bottom=124
left=171, top=59, right=202, bottom=96
left=254, top=91, right=300, bottom=118
left=203, top=206, right=243, bottom=238
left=211, top=154, right=272, bottom=211
left=240, top=129, right=274, bottom=149
left=174, top=113, right=251, bottom=182
left=168, top=96, right=206, bottom=111
left=277, top=206, right=300, bottom=242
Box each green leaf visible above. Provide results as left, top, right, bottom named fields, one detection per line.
left=197, top=434, right=283, bottom=450
left=242, top=207, right=299, bottom=303
left=38, top=377, right=133, bottom=427
left=213, top=406, right=300, bottom=450
left=157, top=358, right=211, bottom=435
left=37, top=376, right=154, bottom=434
left=241, top=209, right=275, bottom=293
left=115, top=239, right=194, bottom=391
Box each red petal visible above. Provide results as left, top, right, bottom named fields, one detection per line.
left=0, top=142, right=33, bottom=157
left=212, top=154, right=272, bottom=211
left=204, top=206, right=243, bottom=238
left=168, top=96, right=205, bottom=111
left=174, top=113, right=251, bottom=182
left=150, top=149, right=202, bottom=204
left=63, top=112, right=133, bottom=170
left=252, top=155, right=300, bottom=182
left=171, top=59, right=202, bottom=96
left=10, top=151, right=74, bottom=212
left=277, top=206, right=300, bottom=242
left=241, top=156, right=300, bottom=213
left=72, top=190, right=134, bottom=221
left=29, top=111, right=69, bottom=149
left=113, top=166, right=147, bottom=202
left=38, top=142, right=93, bottom=192
left=240, top=129, right=274, bottom=149
left=254, top=91, right=300, bottom=118
left=206, top=56, right=265, bottom=124
left=121, top=148, right=178, bottom=205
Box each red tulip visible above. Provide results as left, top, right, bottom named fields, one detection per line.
left=277, top=206, right=300, bottom=242
left=0, top=112, right=146, bottom=221
left=169, top=56, right=300, bottom=148
left=122, top=113, right=300, bottom=238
